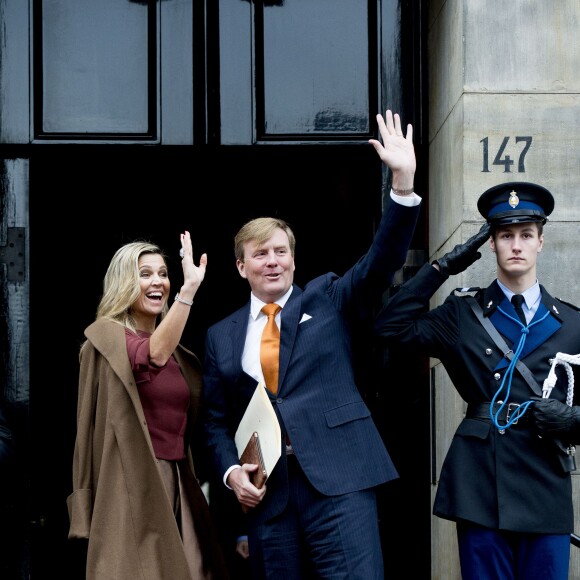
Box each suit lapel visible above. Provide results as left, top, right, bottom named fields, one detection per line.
left=277, top=285, right=302, bottom=393
left=229, top=303, right=252, bottom=375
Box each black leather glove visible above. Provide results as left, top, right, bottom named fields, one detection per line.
left=531, top=397, right=580, bottom=440
left=434, top=222, right=491, bottom=278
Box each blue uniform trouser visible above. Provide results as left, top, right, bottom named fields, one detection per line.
left=457, top=520, right=570, bottom=580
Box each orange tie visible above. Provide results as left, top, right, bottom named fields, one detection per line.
left=260, top=303, right=281, bottom=395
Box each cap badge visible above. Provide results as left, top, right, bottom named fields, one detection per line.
left=508, top=190, right=520, bottom=208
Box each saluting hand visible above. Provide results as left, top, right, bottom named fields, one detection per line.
left=434, top=222, right=491, bottom=279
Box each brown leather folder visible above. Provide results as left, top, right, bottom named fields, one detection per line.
left=239, top=431, right=268, bottom=489
left=239, top=431, right=268, bottom=513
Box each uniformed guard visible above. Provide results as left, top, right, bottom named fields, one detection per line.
left=375, top=181, right=580, bottom=580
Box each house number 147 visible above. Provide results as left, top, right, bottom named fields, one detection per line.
left=480, top=136, right=532, bottom=173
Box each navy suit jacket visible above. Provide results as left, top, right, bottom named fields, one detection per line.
left=203, top=198, right=420, bottom=522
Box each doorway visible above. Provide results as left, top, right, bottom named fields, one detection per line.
left=28, top=142, right=416, bottom=578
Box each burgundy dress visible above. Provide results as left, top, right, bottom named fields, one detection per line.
left=125, top=329, right=209, bottom=580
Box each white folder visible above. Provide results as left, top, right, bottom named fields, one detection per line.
left=234, top=382, right=282, bottom=479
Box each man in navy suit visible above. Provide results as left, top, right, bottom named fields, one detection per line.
left=202, top=110, right=422, bottom=579
left=375, top=182, right=580, bottom=579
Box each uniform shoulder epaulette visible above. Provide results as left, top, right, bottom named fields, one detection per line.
left=554, top=297, right=580, bottom=312
left=453, top=286, right=482, bottom=297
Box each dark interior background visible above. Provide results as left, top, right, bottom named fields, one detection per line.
left=21, top=143, right=429, bottom=578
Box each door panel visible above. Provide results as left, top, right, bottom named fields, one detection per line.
left=34, top=0, right=157, bottom=140
left=218, top=0, right=380, bottom=144
left=258, top=0, right=374, bottom=138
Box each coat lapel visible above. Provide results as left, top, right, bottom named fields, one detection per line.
left=85, top=319, right=156, bottom=457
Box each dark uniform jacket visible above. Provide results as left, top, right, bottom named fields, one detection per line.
left=375, top=263, right=580, bottom=534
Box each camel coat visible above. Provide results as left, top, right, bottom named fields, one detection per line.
left=67, top=318, right=227, bottom=580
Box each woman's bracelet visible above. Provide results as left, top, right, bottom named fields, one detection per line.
left=174, top=293, right=193, bottom=306
left=392, top=186, right=414, bottom=196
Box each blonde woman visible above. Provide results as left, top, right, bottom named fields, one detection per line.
left=67, top=232, right=228, bottom=580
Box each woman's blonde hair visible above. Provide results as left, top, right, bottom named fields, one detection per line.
left=95, top=241, right=169, bottom=333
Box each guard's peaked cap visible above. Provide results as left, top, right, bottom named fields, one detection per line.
left=477, top=181, right=554, bottom=226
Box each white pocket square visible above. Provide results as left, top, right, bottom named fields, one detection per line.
left=299, top=313, right=312, bottom=323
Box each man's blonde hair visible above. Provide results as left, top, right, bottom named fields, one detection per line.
left=234, top=217, right=296, bottom=261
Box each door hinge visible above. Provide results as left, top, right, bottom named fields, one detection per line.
left=0, top=227, right=25, bottom=282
